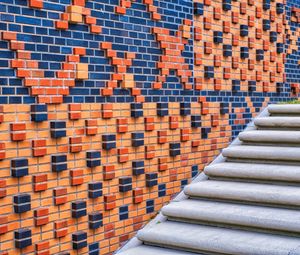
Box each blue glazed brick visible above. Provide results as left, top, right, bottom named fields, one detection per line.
left=89, top=212, right=103, bottom=229
left=223, top=45, right=232, bottom=57
left=270, top=31, right=277, bottom=43
left=51, top=154, right=67, bottom=172
left=256, top=49, right=264, bottom=61
left=11, top=158, right=28, bottom=177
left=222, top=0, right=231, bottom=11
left=181, top=179, right=188, bottom=189
left=30, top=104, right=48, bottom=122
left=13, top=193, right=31, bottom=213
left=240, top=25, right=248, bottom=37
left=119, top=205, right=129, bottom=220
left=277, top=43, right=284, bottom=53
left=263, top=19, right=270, bottom=31
left=89, top=242, right=100, bottom=255
left=180, top=102, right=191, bottom=116
left=248, top=81, right=256, bottom=92
left=191, top=115, right=201, bottom=128
left=240, top=47, right=249, bottom=59
left=131, top=103, right=143, bottom=118
left=119, top=177, right=132, bottom=192
left=276, top=3, right=284, bottom=14
left=86, top=151, right=101, bottom=168
left=72, top=231, right=87, bottom=250
left=146, top=173, right=158, bottom=187
left=191, top=165, right=198, bottom=178
left=194, top=2, right=204, bottom=15
left=169, top=143, right=180, bottom=157
left=72, top=200, right=87, bottom=218
left=50, top=121, right=66, bottom=138
left=157, top=102, right=168, bottom=117
left=213, top=31, right=223, bottom=44
left=204, top=66, right=215, bottom=79
left=132, top=160, right=145, bottom=175
left=88, top=181, right=102, bottom=198
left=220, top=103, right=229, bottom=114
left=276, top=82, right=284, bottom=93
left=131, top=132, right=144, bottom=147
left=14, top=228, right=32, bottom=249
left=232, top=80, right=241, bottom=91
left=102, top=134, right=116, bottom=150
left=158, top=184, right=166, bottom=197
left=263, top=0, right=270, bottom=10
left=146, top=199, right=154, bottom=213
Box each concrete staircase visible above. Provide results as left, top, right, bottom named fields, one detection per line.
left=117, top=104, right=300, bottom=255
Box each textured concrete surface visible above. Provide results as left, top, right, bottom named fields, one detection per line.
left=162, top=199, right=300, bottom=233
left=239, top=130, right=300, bottom=143
left=222, top=145, right=300, bottom=162
left=138, top=221, right=300, bottom=255
left=204, top=162, right=300, bottom=182
left=254, top=117, right=300, bottom=128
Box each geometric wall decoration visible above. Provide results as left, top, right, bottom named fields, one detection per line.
left=0, top=0, right=299, bottom=254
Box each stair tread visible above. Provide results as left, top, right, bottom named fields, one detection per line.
left=239, top=130, right=300, bottom=143
left=268, top=104, right=300, bottom=114
left=118, top=245, right=198, bottom=255
left=204, top=162, right=300, bottom=182
left=222, top=145, right=300, bottom=162
left=184, top=180, right=300, bottom=206
left=254, top=117, right=300, bottom=128
left=162, top=199, right=300, bottom=233
left=138, top=221, right=300, bottom=255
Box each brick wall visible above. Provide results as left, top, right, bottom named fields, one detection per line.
left=0, top=0, right=299, bottom=255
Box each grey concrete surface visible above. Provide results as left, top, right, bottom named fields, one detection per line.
left=184, top=180, right=300, bottom=207
left=254, top=116, right=300, bottom=128
left=138, top=221, right=300, bottom=255
left=162, top=199, right=300, bottom=233
left=239, top=130, right=300, bottom=143
left=222, top=145, right=300, bottom=162
left=204, top=162, right=300, bottom=182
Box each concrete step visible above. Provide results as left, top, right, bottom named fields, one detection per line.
left=184, top=180, right=300, bottom=207
left=137, top=221, right=300, bottom=255
left=222, top=145, right=300, bottom=163
left=204, top=162, right=300, bottom=183
left=268, top=104, right=300, bottom=115
left=162, top=199, right=300, bottom=234
left=239, top=130, right=300, bottom=144
left=254, top=117, right=300, bottom=129
left=118, top=245, right=199, bottom=255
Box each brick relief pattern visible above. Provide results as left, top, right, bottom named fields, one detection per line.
left=0, top=0, right=299, bottom=254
